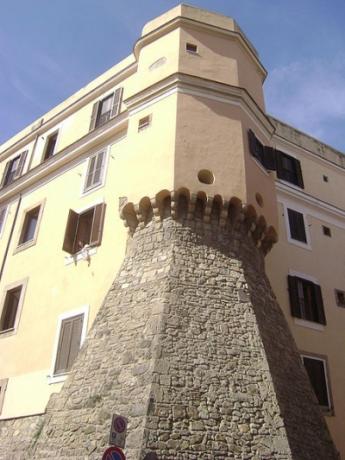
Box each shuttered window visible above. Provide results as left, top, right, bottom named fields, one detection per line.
left=89, top=87, right=123, bottom=131
left=84, top=150, right=106, bottom=192
left=54, top=314, right=84, bottom=375
left=287, top=208, right=307, bottom=243
left=1, top=151, right=28, bottom=187
left=0, top=286, right=22, bottom=332
left=62, top=203, right=106, bottom=255
left=276, top=151, right=304, bottom=188
left=302, top=356, right=331, bottom=409
left=248, top=130, right=276, bottom=170
left=288, top=275, right=326, bottom=324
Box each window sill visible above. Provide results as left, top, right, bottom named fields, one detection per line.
left=0, top=327, right=15, bottom=338
left=294, top=318, right=325, bottom=331
left=47, top=373, right=69, bottom=385
left=64, top=246, right=97, bottom=265
left=287, top=236, right=312, bottom=251
left=13, top=239, right=37, bottom=254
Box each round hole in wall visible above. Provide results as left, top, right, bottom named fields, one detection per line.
left=255, top=192, right=264, bottom=208
left=198, top=169, right=214, bottom=185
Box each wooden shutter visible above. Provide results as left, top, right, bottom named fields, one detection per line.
left=15, top=150, right=28, bottom=179
left=62, top=209, right=79, bottom=254
left=111, top=87, right=123, bottom=118
left=90, top=203, right=106, bottom=247
left=275, top=150, right=284, bottom=179
left=54, top=314, right=83, bottom=375
left=89, top=101, right=100, bottom=131
left=85, top=155, right=97, bottom=190
left=248, top=130, right=257, bottom=157
left=314, top=284, right=326, bottom=325
left=1, top=161, right=11, bottom=188
left=68, top=315, right=83, bottom=369
left=295, top=158, right=304, bottom=189
left=288, top=275, right=302, bottom=318
left=263, top=146, right=276, bottom=171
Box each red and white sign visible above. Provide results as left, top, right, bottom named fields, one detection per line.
left=102, top=446, right=126, bottom=460
left=109, top=414, right=128, bottom=447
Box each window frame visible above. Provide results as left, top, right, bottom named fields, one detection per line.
left=138, top=114, right=152, bottom=132
left=14, top=200, right=45, bottom=253
left=42, top=130, right=59, bottom=161
left=82, top=148, right=108, bottom=195
left=300, top=352, right=333, bottom=413
left=89, top=87, right=123, bottom=131
left=276, top=150, right=304, bottom=188
left=283, top=203, right=311, bottom=250
left=48, top=305, right=89, bottom=384
left=0, top=278, right=28, bottom=337
left=288, top=272, right=326, bottom=326
left=0, top=206, right=8, bottom=238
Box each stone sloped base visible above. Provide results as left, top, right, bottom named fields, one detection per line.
left=2, top=217, right=338, bottom=459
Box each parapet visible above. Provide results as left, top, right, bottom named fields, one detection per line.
left=120, top=188, right=278, bottom=255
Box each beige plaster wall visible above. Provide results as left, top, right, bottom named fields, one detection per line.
left=266, top=200, right=345, bottom=456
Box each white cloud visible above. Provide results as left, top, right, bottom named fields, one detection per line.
left=265, top=56, right=345, bottom=144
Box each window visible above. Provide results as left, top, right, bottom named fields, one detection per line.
left=84, top=150, right=106, bottom=192
left=302, top=355, right=331, bottom=410
left=0, top=378, right=8, bottom=414
left=1, top=151, right=27, bottom=187
left=287, top=208, right=307, bottom=243
left=0, top=286, right=23, bottom=332
left=89, top=87, right=123, bottom=131
left=323, top=175, right=328, bottom=183
left=276, top=151, right=304, bottom=188
left=138, top=115, right=151, bottom=131
left=322, top=225, right=331, bottom=237
left=43, top=132, right=58, bottom=161
left=54, top=313, right=84, bottom=375
left=62, top=203, right=106, bottom=255
left=288, top=275, right=326, bottom=324
left=18, top=206, right=40, bottom=246
left=335, top=289, right=345, bottom=308
left=247, top=130, right=276, bottom=171
left=186, top=42, right=198, bottom=53
left=0, top=206, right=7, bottom=237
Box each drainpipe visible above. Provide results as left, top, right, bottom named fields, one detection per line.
left=0, top=194, right=22, bottom=281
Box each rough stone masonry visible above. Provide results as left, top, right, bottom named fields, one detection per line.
left=0, top=191, right=339, bottom=459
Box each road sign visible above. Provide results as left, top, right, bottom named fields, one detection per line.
left=109, top=414, right=128, bottom=447
left=102, top=446, right=126, bottom=460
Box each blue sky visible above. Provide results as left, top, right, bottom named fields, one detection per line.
left=1, top=0, right=345, bottom=151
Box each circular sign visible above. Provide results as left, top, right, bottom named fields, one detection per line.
left=113, top=416, right=127, bottom=433
left=102, top=446, right=126, bottom=460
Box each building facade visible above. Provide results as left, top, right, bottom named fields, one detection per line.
left=0, top=4, right=344, bottom=459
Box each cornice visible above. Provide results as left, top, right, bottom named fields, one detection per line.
left=276, top=180, right=345, bottom=225
left=0, top=63, right=136, bottom=161
left=134, top=16, right=267, bottom=79
left=0, top=114, right=128, bottom=205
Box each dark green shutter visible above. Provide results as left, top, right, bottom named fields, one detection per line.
left=314, top=284, right=326, bottom=325
left=276, top=150, right=283, bottom=179
left=1, top=161, right=11, bottom=188
left=288, top=275, right=302, bottom=318
left=263, top=146, right=277, bottom=171
left=54, top=314, right=84, bottom=375
left=295, top=158, right=304, bottom=189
